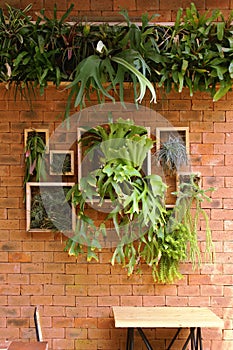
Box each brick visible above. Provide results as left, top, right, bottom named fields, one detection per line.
left=203, top=132, right=225, bottom=143
left=214, top=122, right=233, bottom=132
left=31, top=252, right=53, bottom=263
left=180, top=111, right=202, bottom=121
left=114, top=0, right=136, bottom=11
left=0, top=285, right=20, bottom=295
left=0, top=263, right=20, bottom=273
left=66, top=285, right=87, bottom=296
left=87, top=285, right=109, bottom=296
left=9, top=274, right=29, bottom=284
left=168, top=100, right=191, bottom=110
left=88, top=328, right=111, bottom=340
left=132, top=284, right=154, bottom=295
left=203, top=111, right=225, bottom=122
left=7, top=318, right=29, bottom=327
left=142, top=296, right=166, bottom=306
left=191, top=144, right=214, bottom=154
left=52, top=274, right=75, bottom=284
left=53, top=295, right=75, bottom=306
left=97, top=296, right=119, bottom=306
left=30, top=274, right=52, bottom=284
left=214, top=100, right=233, bottom=110
left=110, top=285, right=132, bottom=296
left=225, top=155, right=233, bottom=165
left=44, top=263, right=65, bottom=273
left=9, top=252, right=31, bottom=263
left=44, top=285, right=64, bottom=296
left=120, top=296, right=142, bottom=306
left=166, top=296, right=188, bottom=306
left=214, top=165, right=233, bottom=176
left=188, top=296, right=211, bottom=306
left=215, top=144, right=233, bottom=154
left=201, top=155, right=224, bottom=166
left=190, top=122, right=213, bottom=132
left=192, top=100, right=214, bottom=110
left=21, top=285, right=43, bottom=295
left=211, top=209, right=233, bottom=220
left=65, top=263, right=87, bottom=274
left=91, top=0, right=112, bottom=10
left=7, top=296, right=30, bottom=305
left=200, top=285, right=223, bottom=296
left=21, top=263, right=44, bottom=274
left=53, top=339, right=74, bottom=350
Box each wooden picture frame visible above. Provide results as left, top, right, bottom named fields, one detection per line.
left=26, top=182, right=75, bottom=232
left=50, top=150, right=74, bottom=175
left=24, top=129, right=49, bottom=153
left=176, top=172, right=201, bottom=191
left=156, top=127, right=189, bottom=154
left=77, top=126, right=151, bottom=180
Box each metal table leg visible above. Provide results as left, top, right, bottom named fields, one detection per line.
left=126, top=328, right=134, bottom=350
left=137, top=328, right=153, bottom=350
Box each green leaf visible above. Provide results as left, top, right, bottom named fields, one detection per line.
left=217, top=22, right=225, bottom=41
left=111, top=55, right=156, bottom=103
left=213, top=84, right=232, bottom=101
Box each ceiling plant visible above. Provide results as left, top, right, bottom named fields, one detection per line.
left=0, top=3, right=232, bottom=118
left=64, top=119, right=214, bottom=283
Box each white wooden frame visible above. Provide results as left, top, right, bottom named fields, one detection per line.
left=50, top=150, right=74, bottom=175
left=26, top=182, right=75, bottom=232
left=24, top=128, right=49, bottom=153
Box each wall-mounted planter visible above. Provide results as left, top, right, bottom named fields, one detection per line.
left=26, top=182, right=75, bottom=232
left=24, top=129, right=49, bottom=153
left=50, top=150, right=74, bottom=176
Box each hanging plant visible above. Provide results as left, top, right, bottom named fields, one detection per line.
left=23, top=130, right=47, bottom=188
left=64, top=119, right=214, bottom=283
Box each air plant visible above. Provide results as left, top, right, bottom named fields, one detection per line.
left=157, top=134, right=188, bottom=175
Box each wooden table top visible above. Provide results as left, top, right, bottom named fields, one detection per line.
left=112, top=306, right=224, bottom=329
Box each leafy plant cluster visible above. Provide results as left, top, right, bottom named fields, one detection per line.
left=0, top=3, right=232, bottom=117
left=64, top=119, right=214, bottom=283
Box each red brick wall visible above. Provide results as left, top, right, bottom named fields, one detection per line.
left=0, top=83, right=232, bottom=349
left=0, top=0, right=232, bottom=20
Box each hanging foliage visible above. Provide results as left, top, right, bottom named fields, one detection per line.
left=64, top=119, right=215, bottom=283
left=0, top=3, right=232, bottom=117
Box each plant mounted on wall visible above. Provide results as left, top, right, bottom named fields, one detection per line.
left=64, top=119, right=214, bottom=283
left=0, top=3, right=232, bottom=118
left=23, top=130, right=47, bottom=188
left=156, top=135, right=188, bottom=175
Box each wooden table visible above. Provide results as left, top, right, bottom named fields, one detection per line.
left=112, top=306, right=224, bottom=350
left=0, top=342, right=48, bottom=350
